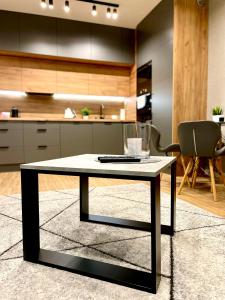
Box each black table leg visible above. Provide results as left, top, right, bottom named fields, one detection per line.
left=80, top=175, right=89, bottom=220
left=170, top=161, right=176, bottom=235
left=21, top=169, right=40, bottom=262
left=151, top=175, right=161, bottom=293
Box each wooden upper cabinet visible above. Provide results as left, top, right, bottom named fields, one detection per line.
left=117, top=76, right=130, bottom=97
left=0, top=56, right=22, bottom=91
left=21, top=58, right=57, bottom=93
left=0, top=11, right=20, bottom=52
left=57, top=62, right=89, bottom=94
left=19, top=14, right=57, bottom=56
left=88, top=74, right=117, bottom=96
left=57, top=19, right=91, bottom=60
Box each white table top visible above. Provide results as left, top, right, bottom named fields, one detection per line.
left=21, top=154, right=176, bottom=177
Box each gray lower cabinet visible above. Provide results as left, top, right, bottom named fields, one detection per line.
left=24, top=122, right=60, bottom=163
left=24, top=146, right=60, bottom=163
left=0, top=121, right=125, bottom=167
left=93, top=123, right=124, bottom=155
left=0, top=122, right=24, bottom=165
left=60, top=123, right=93, bottom=157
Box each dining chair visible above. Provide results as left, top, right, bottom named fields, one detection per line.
left=150, top=125, right=191, bottom=184
left=177, top=120, right=225, bottom=201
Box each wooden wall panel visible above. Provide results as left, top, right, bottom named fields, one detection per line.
left=173, top=0, right=208, bottom=142
left=117, top=76, right=130, bottom=97
left=0, top=54, right=133, bottom=118
left=0, top=94, right=124, bottom=117
left=0, top=56, right=22, bottom=90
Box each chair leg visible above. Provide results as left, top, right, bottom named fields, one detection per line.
left=181, top=155, right=191, bottom=187
left=209, top=159, right=217, bottom=202
left=192, top=157, right=200, bottom=188
left=178, top=159, right=193, bottom=195
left=215, top=157, right=225, bottom=186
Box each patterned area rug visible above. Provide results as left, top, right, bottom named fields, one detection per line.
left=0, top=183, right=225, bottom=300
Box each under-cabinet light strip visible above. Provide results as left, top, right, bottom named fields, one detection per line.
left=0, top=90, right=27, bottom=97
left=53, top=93, right=125, bottom=102
left=0, top=90, right=125, bottom=102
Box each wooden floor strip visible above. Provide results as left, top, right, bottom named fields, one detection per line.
left=0, top=172, right=224, bottom=217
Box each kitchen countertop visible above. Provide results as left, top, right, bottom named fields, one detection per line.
left=0, top=117, right=135, bottom=123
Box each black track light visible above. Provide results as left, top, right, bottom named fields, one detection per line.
left=40, top=0, right=47, bottom=8
left=64, top=0, right=70, bottom=12
left=92, top=5, right=97, bottom=16
left=106, top=7, right=111, bottom=19
left=49, top=0, right=54, bottom=9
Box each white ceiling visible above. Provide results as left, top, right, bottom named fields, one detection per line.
left=0, top=0, right=161, bottom=29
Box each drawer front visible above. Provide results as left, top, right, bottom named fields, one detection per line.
left=24, top=145, right=60, bottom=163
left=60, top=123, right=93, bottom=157
left=0, top=129, right=23, bottom=146
left=0, top=146, right=24, bottom=165
left=24, top=126, right=60, bottom=146
left=24, top=122, right=59, bottom=130
left=0, top=122, right=23, bottom=130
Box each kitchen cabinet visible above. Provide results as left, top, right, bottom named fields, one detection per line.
left=0, top=121, right=126, bottom=168
left=121, top=29, right=135, bottom=64
left=23, top=122, right=60, bottom=163
left=57, top=19, right=91, bottom=60
left=57, top=61, right=89, bottom=94
left=117, top=76, right=130, bottom=97
left=19, top=13, right=57, bottom=56
left=0, top=10, right=134, bottom=64
left=93, top=123, right=123, bottom=154
left=21, top=58, right=57, bottom=93
left=91, top=24, right=123, bottom=63
left=60, top=123, right=93, bottom=157
left=0, top=56, right=22, bottom=91
left=0, top=122, right=24, bottom=165
left=0, top=11, right=20, bottom=52
left=88, top=74, right=118, bottom=96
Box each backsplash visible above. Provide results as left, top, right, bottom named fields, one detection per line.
left=0, top=93, right=124, bottom=119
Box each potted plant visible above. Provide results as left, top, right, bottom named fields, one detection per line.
left=80, top=107, right=91, bottom=120
left=212, top=106, right=224, bottom=122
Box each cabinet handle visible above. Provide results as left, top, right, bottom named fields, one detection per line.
left=37, top=145, right=47, bottom=149
left=0, top=146, right=9, bottom=149
left=37, top=129, right=47, bottom=133
left=0, top=129, right=8, bottom=132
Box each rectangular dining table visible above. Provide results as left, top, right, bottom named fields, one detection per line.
left=20, top=154, right=176, bottom=294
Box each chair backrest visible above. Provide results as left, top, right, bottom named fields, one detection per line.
left=178, top=121, right=221, bottom=157
left=150, top=125, right=161, bottom=152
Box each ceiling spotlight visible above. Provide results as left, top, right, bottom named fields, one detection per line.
left=64, top=0, right=70, bottom=12
left=92, top=5, right=97, bottom=17
left=40, top=0, right=47, bottom=8
left=112, top=8, right=118, bottom=20
left=106, top=7, right=111, bottom=19
left=49, top=0, right=54, bottom=9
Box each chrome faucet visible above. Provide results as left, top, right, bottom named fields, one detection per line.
left=100, top=104, right=105, bottom=119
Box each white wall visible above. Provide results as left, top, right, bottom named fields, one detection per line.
left=208, top=0, right=225, bottom=119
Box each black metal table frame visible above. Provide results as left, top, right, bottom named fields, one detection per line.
left=21, top=161, right=176, bottom=294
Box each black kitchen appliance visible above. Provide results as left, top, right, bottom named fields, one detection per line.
left=137, top=61, right=152, bottom=123
left=10, top=107, right=19, bottom=118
